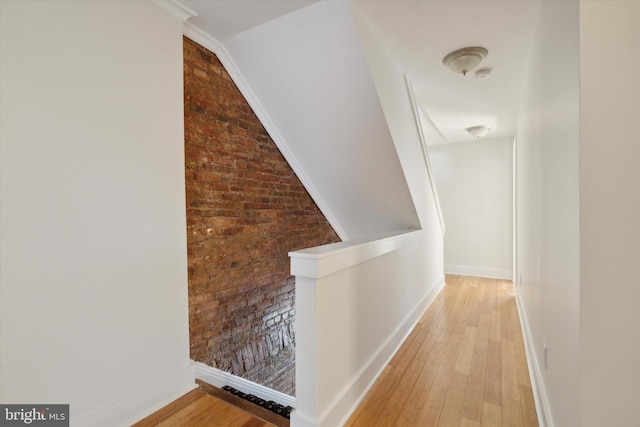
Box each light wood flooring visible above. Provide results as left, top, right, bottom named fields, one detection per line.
left=345, top=274, right=538, bottom=427
left=132, top=389, right=278, bottom=427
left=135, top=274, right=537, bottom=426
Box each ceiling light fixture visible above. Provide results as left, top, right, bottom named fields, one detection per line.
left=474, top=68, right=492, bottom=80
left=466, top=125, right=492, bottom=138
left=442, top=47, right=488, bottom=76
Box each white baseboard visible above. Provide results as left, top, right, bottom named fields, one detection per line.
left=193, top=361, right=296, bottom=408
left=301, top=274, right=445, bottom=427
left=445, top=264, right=512, bottom=280
left=72, top=364, right=196, bottom=427
left=515, top=294, right=553, bottom=427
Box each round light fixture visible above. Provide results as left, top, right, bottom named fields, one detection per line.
left=466, top=125, right=492, bottom=138
left=442, top=47, right=488, bottom=76
left=474, top=68, right=492, bottom=80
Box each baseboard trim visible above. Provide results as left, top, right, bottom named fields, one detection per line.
left=515, top=294, right=553, bottom=427
left=193, top=361, right=296, bottom=409
left=72, top=364, right=196, bottom=427
left=444, top=264, right=512, bottom=280
left=311, top=274, right=446, bottom=427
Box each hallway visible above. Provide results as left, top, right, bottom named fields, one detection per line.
left=345, top=274, right=538, bottom=426
left=137, top=275, right=537, bottom=426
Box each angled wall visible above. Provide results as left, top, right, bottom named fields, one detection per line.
left=221, top=1, right=421, bottom=240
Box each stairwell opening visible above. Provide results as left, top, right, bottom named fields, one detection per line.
left=183, top=37, right=340, bottom=396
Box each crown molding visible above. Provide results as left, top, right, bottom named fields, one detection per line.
left=148, top=0, right=197, bottom=22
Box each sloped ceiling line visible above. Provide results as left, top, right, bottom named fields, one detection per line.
left=404, top=75, right=446, bottom=235
left=178, top=1, right=422, bottom=240
left=181, top=21, right=349, bottom=240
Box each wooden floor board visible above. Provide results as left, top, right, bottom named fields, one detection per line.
left=483, top=341, right=503, bottom=407
left=403, top=340, right=446, bottom=412
left=481, top=401, right=502, bottom=427
left=437, top=372, right=468, bottom=427
left=502, top=397, right=524, bottom=427
left=461, top=345, right=488, bottom=421
left=133, top=388, right=278, bottom=427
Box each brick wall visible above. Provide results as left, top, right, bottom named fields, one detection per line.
left=183, top=37, right=340, bottom=396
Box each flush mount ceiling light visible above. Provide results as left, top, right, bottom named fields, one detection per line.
left=466, top=125, right=492, bottom=138
left=474, top=68, right=492, bottom=80
left=442, top=47, right=488, bottom=76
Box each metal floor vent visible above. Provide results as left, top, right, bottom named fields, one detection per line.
left=221, top=385, right=294, bottom=419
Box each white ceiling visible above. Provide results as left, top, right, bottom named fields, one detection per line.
left=351, top=1, right=540, bottom=144
left=180, top=0, right=318, bottom=41
left=178, top=0, right=540, bottom=144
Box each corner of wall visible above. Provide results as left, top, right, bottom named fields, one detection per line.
left=75, top=365, right=196, bottom=427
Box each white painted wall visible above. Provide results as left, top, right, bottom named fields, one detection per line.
left=515, top=1, right=580, bottom=426
left=277, top=5, right=446, bottom=425
left=290, top=231, right=445, bottom=427
left=208, top=2, right=449, bottom=415
left=428, top=138, right=513, bottom=279
left=349, top=0, right=445, bottom=293
left=579, top=2, right=640, bottom=425
left=221, top=1, right=421, bottom=240
left=517, top=3, right=640, bottom=426
left=0, top=1, right=194, bottom=425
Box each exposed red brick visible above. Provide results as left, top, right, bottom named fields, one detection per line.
left=184, top=37, right=340, bottom=395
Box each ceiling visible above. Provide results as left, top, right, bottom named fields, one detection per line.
left=177, top=0, right=540, bottom=144
left=179, top=0, right=318, bottom=41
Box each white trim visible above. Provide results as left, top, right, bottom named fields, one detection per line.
left=72, top=364, right=196, bottom=427
left=183, top=22, right=224, bottom=55
left=515, top=294, right=554, bottom=427
left=404, top=75, right=446, bottom=236
left=327, top=275, right=446, bottom=427
left=512, top=133, right=518, bottom=284
left=289, top=229, right=420, bottom=278
left=193, top=361, right=296, bottom=408
left=182, top=23, right=348, bottom=241
left=290, top=411, right=317, bottom=427
left=148, top=0, right=197, bottom=22
left=444, top=264, right=513, bottom=280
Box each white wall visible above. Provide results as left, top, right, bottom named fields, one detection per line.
left=429, top=138, right=513, bottom=279
left=0, top=1, right=194, bottom=425
left=349, top=1, right=445, bottom=286
left=515, top=1, right=580, bottom=426
left=284, top=5, right=445, bottom=425
left=579, top=2, right=640, bottom=425
left=221, top=1, right=421, bottom=240
left=291, top=231, right=445, bottom=427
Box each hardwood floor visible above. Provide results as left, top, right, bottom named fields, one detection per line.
left=132, top=389, right=277, bottom=427
left=345, top=274, right=538, bottom=427
left=136, top=275, right=537, bottom=426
